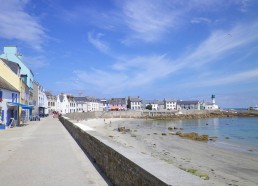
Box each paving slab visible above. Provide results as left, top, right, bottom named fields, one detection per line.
left=0, top=117, right=111, bottom=186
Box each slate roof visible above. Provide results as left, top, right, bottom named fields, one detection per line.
left=109, top=98, right=126, bottom=105
left=164, top=98, right=176, bottom=102
left=142, top=100, right=160, bottom=105
left=129, top=97, right=142, bottom=102
left=74, top=96, right=99, bottom=103
left=177, top=100, right=199, bottom=105
left=0, top=58, right=20, bottom=75
left=59, top=94, right=64, bottom=102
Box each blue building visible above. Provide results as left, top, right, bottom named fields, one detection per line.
left=0, top=46, right=34, bottom=115
left=0, top=46, right=34, bottom=91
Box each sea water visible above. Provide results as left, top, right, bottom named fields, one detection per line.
left=121, top=117, right=258, bottom=155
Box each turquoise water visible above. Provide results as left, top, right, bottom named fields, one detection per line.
left=124, top=117, right=258, bottom=155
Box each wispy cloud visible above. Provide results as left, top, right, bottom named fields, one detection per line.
left=190, top=17, right=211, bottom=24
left=88, top=32, right=110, bottom=53
left=0, top=0, right=46, bottom=50
left=180, top=21, right=258, bottom=67
left=23, top=55, right=49, bottom=70
left=120, top=0, right=179, bottom=43
left=64, top=21, right=258, bottom=96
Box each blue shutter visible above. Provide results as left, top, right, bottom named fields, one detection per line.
left=12, top=93, right=14, bottom=102
left=1, top=110, right=4, bottom=122
left=0, top=91, right=2, bottom=98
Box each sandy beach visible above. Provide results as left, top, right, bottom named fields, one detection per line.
left=78, top=118, right=258, bottom=186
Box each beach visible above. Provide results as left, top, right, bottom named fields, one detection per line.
left=78, top=118, right=258, bottom=186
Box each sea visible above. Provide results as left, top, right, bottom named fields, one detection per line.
left=118, top=116, right=258, bottom=155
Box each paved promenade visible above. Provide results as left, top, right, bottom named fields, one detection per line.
left=0, top=117, right=111, bottom=186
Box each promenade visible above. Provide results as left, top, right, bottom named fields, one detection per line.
left=0, top=117, right=111, bottom=186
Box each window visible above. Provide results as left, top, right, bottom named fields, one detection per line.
left=12, top=93, right=18, bottom=102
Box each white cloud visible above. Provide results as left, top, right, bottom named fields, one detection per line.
left=0, top=0, right=46, bottom=50
left=190, top=17, right=211, bottom=24
left=120, top=0, right=179, bottom=42
left=88, top=32, right=110, bottom=53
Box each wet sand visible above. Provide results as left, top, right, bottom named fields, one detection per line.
left=79, top=118, right=258, bottom=186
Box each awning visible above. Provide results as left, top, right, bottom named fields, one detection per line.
left=110, top=106, right=125, bottom=110
left=7, top=102, right=33, bottom=110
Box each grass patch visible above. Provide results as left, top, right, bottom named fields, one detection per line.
left=160, top=158, right=173, bottom=164
left=187, top=168, right=197, bottom=174
left=198, top=173, right=209, bottom=180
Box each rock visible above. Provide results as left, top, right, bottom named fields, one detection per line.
left=177, top=132, right=209, bottom=141
left=168, top=127, right=173, bottom=130
left=176, top=131, right=182, bottom=136
left=161, top=133, right=167, bottom=136
left=118, top=126, right=130, bottom=133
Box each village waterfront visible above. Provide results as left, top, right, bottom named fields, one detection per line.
left=75, top=113, right=258, bottom=186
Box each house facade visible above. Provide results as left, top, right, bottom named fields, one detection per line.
left=32, top=81, right=48, bottom=116
left=176, top=100, right=201, bottom=110
left=143, top=100, right=160, bottom=110
left=67, top=94, right=76, bottom=113
left=46, top=92, right=57, bottom=114
left=164, top=99, right=177, bottom=110
left=109, top=98, right=127, bottom=111
left=128, top=96, right=142, bottom=110
left=0, top=47, right=34, bottom=106
left=0, top=59, right=20, bottom=128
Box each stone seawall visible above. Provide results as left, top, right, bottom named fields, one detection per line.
left=59, top=116, right=168, bottom=186
left=64, top=110, right=258, bottom=121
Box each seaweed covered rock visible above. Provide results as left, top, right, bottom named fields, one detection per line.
left=176, top=131, right=209, bottom=142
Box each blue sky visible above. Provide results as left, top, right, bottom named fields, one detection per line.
left=0, top=0, right=258, bottom=108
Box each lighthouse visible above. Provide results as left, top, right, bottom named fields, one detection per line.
left=211, top=94, right=215, bottom=105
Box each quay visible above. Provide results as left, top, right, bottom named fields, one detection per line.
left=0, top=117, right=110, bottom=186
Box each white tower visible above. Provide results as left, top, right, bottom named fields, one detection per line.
left=211, top=95, right=215, bottom=105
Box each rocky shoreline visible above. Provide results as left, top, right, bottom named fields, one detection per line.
left=141, top=110, right=258, bottom=120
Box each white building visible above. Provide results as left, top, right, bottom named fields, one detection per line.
left=164, top=99, right=177, bottom=110
left=143, top=100, right=159, bottom=110
left=205, top=95, right=219, bottom=110
left=56, top=93, right=77, bottom=114
left=176, top=100, right=201, bottom=110
left=0, top=88, right=20, bottom=128
left=128, top=96, right=142, bottom=110
left=74, top=96, right=103, bottom=112
left=67, top=94, right=76, bottom=113
left=46, top=92, right=57, bottom=114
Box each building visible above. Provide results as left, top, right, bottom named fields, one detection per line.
left=57, top=93, right=69, bottom=114
left=74, top=96, right=103, bottom=112
left=74, top=97, right=87, bottom=112
left=176, top=100, right=201, bottom=110
left=164, top=99, right=177, bottom=110
left=143, top=100, right=160, bottom=110
left=67, top=94, right=76, bottom=113
left=109, top=98, right=127, bottom=111
left=205, top=95, right=219, bottom=110
left=0, top=59, right=21, bottom=128
left=46, top=91, right=57, bottom=114
left=0, top=47, right=34, bottom=107
left=32, top=81, right=48, bottom=116
left=56, top=93, right=77, bottom=114
left=128, top=96, right=142, bottom=110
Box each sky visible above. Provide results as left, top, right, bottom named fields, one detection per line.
left=0, top=0, right=258, bottom=108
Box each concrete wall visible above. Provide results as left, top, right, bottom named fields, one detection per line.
left=59, top=116, right=168, bottom=186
